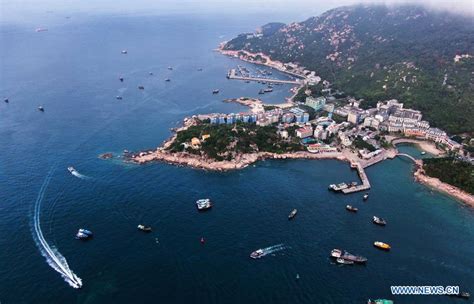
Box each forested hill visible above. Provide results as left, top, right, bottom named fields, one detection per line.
left=223, top=5, right=474, bottom=134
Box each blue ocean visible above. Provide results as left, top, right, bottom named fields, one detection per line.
left=1, top=11, right=473, bottom=304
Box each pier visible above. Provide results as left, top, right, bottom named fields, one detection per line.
left=226, top=69, right=301, bottom=85
left=341, top=162, right=371, bottom=194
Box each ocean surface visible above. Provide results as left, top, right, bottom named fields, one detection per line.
left=1, top=12, right=473, bottom=304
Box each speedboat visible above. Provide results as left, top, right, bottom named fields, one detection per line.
left=374, top=241, right=391, bottom=251
left=137, top=225, right=152, bottom=232
left=373, top=216, right=387, bottom=226
left=196, top=198, right=212, bottom=211
left=346, top=205, right=358, bottom=212
left=67, top=166, right=77, bottom=174
left=336, top=258, right=354, bottom=265
left=288, top=209, right=297, bottom=220
left=250, top=249, right=264, bottom=259
left=75, top=229, right=93, bottom=240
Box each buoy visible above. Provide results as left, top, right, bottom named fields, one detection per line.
left=200, top=237, right=205, bottom=244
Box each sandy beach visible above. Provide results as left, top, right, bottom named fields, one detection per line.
left=390, top=138, right=445, bottom=156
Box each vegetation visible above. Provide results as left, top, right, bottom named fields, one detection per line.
left=423, top=158, right=474, bottom=194
left=167, top=121, right=305, bottom=161
left=224, top=5, right=474, bottom=134
left=353, top=136, right=377, bottom=152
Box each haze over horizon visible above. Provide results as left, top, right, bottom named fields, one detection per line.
left=1, top=0, right=473, bottom=25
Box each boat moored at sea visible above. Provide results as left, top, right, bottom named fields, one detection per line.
left=212, top=89, right=219, bottom=94
left=38, top=106, right=44, bottom=112
left=116, top=96, right=123, bottom=100
left=137, top=225, right=152, bottom=232
left=373, top=216, right=387, bottom=226
left=373, top=241, right=391, bottom=250
left=165, top=78, right=171, bottom=82
left=330, top=249, right=367, bottom=263
left=336, top=258, right=354, bottom=265
left=367, top=299, right=393, bottom=304
left=138, top=85, right=145, bottom=90
left=75, top=229, right=93, bottom=240
left=363, top=193, right=369, bottom=200
left=288, top=209, right=297, bottom=220
left=346, top=205, right=358, bottom=212
left=121, top=50, right=127, bottom=54
left=250, top=249, right=264, bottom=259
left=4, top=98, right=8, bottom=103
left=167, top=66, right=173, bottom=70
left=196, top=198, right=212, bottom=211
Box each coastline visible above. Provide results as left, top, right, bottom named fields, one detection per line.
left=390, top=137, right=445, bottom=156
left=414, top=167, right=474, bottom=207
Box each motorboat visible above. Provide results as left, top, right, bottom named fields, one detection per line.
left=250, top=249, right=264, bottom=259
left=374, top=241, right=391, bottom=251
left=288, top=209, right=297, bottom=220
left=137, top=225, right=152, bottom=232
left=373, top=216, right=387, bottom=226
left=346, top=205, right=358, bottom=212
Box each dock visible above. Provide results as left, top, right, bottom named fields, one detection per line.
left=341, top=162, right=371, bottom=194
left=226, top=69, right=301, bottom=85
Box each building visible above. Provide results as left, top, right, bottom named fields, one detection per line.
left=404, top=128, right=426, bottom=137
left=278, top=130, right=289, bottom=139
left=305, top=96, right=326, bottom=111
left=363, top=117, right=380, bottom=129
left=296, top=126, right=313, bottom=138
left=313, top=125, right=325, bottom=139
left=191, top=137, right=201, bottom=148
left=425, top=128, right=447, bottom=142
left=210, top=116, right=218, bottom=124
left=338, top=132, right=352, bottom=146
left=282, top=113, right=295, bottom=123
left=323, top=103, right=335, bottom=113
left=347, top=109, right=365, bottom=125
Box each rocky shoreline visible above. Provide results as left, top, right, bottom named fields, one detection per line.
left=414, top=167, right=474, bottom=207
left=129, top=148, right=345, bottom=171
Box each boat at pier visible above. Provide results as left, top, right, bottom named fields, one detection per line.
left=374, top=241, right=391, bottom=250
left=137, top=225, right=152, bottom=232
left=373, top=216, right=387, bottom=226
left=346, top=205, right=358, bottom=212
left=263, top=88, right=273, bottom=93
left=288, top=209, right=297, bottom=220
left=329, top=183, right=348, bottom=191
left=330, top=249, right=367, bottom=263
left=196, top=198, right=212, bottom=211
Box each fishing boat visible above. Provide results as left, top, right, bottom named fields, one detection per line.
left=38, top=106, right=44, bottom=112
left=119, top=77, right=124, bottom=82
left=373, top=216, right=387, bottom=226
left=288, top=209, right=297, bottom=220
left=363, top=193, right=369, bottom=200
left=373, top=241, right=391, bottom=251
left=75, top=229, right=93, bottom=240
left=137, top=225, right=152, bottom=232
left=367, top=299, right=393, bottom=304
left=4, top=98, right=8, bottom=103
left=35, top=27, right=48, bottom=32
left=121, top=50, right=127, bottom=54
left=346, top=205, right=358, bottom=212
left=168, top=66, right=173, bottom=70
left=149, top=72, right=153, bottom=75
left=258, top=89, right=265, bottom=94
left=116, top=96, right=123, bottom=100
left=196, top=198, right=212, bottom=211
left=263, top=88, right=273, bottom=93
left=197, top=68, right=203, bottom=71
left=212, top=89, right=219, bottom=94
left=330, top=249, right=367, bottom=263
left=250, top=249, right=264, bottom=259
left=165, top=78, right=171, bottom=82
left=200, top=237, right=205, bottom=244
left=336, top=258, right=354, bottom=265
left=138, top=85, right=145, bottom=90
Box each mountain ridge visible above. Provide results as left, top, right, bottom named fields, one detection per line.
left=223, top=4, right=474, bottom=134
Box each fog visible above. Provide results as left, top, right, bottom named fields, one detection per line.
left=1, top=0, right=472, bottom=25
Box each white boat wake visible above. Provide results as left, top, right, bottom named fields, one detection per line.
left=261, top=244, right=287, bottom=256
left=32, top=170, right=83, bottom=289
left=70, top=170, right=89, bottom=180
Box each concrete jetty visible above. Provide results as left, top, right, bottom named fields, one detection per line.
left=226, top=69, right=301, bottom=85
left=341, top=162, right=371, bottom=194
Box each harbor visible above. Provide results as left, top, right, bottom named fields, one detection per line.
left=226, top=68, right=301, bottom=85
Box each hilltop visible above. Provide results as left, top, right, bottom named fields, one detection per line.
left=223, top=5, right=474, bottom=134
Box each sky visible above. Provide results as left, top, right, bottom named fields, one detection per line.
left=0, top=0, right=473, bottom=25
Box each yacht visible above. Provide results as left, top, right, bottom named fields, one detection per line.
left=373, top=216, right=387, bottom=226
left=196, top=198, right=212, bottom=211
left=75, top=229, right=93, bottom=240
left=373, top=241, right=391, bottom=251
left=346, top=205, right=358, bottom=212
